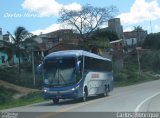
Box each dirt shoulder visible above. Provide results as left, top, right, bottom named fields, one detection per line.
left=0, top=80, right=39, bottom=96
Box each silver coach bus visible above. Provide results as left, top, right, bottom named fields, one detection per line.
left=39, top=50, right=113, bottom=103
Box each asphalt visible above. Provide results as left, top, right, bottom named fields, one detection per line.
left=1, top=79, right=160, bottom=118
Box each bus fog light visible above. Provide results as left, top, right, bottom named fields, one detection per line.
left=72, top=88, right=75, bottom=91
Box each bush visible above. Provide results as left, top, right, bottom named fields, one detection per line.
left=0, top=67, right=43, bottom=89
left=141, top=50, right=160, bottom=71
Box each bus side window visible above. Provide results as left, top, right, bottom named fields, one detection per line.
left=85, top=57, right=96, bottom=72
left=106, top=61, right=112, bottom=72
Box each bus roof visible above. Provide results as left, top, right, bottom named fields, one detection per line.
left=45, top=50, right=111, bottom=61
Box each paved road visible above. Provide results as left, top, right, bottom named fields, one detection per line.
left=1, top=80, right=160, bottom=118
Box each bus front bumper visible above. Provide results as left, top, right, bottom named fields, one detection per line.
left=42, top=88, right=80, bottom=100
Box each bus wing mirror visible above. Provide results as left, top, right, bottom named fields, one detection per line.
left=37, top=64, right=43, bottom=75
left=76, top=61, right=81, bottom=73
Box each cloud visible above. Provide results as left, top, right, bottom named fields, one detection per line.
left=154, top=24, right=160, bottom=30
left=32, top=23, right=72, bottom=35
left=118, top=0, right=160, bottom=25
left=32, top=23, right=62, bottom=35
left=154, top=24, right=160, bottom=32
left=123, top=27, right=133, bottom=32
left=21, top=0, right=81, bottom=17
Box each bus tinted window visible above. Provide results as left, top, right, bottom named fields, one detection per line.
left=85, top=57, right=112, bottom=72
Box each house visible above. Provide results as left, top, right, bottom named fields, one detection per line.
left=0, top=28, right=20, bottom=66
left=124, top=30, right=147, bottom=43
left=110, top=39, right=124, bottom=51
left=48, top=42, right=80, bottom=53
left=0, top=40, right=19, bottom=66
left=33, top=29, right=79, bottom=56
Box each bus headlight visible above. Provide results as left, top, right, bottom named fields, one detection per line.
left=72, top=88, right=75, bottom=91
left=72, top=85, right=80, bottom=91
left=42, top=88, right=48, bottom=93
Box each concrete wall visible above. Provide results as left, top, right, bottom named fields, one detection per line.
left=0, top=52, right=8, bottom=65
left=0, top=52, right=20, bottom=65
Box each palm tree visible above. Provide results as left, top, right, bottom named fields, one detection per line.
left=133, top=26, right=144, bottom=32
left=8, top=26, right=30, bottom=73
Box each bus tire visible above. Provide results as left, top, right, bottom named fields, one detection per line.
left=53, top=98, right=59, bottom=104
left=103, top=85, right=109, bottom=97
left=82, top=87, right=88, bottom=102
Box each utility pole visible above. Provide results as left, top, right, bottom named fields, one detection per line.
left=31, top=49, right=36, bottom=86
left=136, top=47, right=141, bottom=76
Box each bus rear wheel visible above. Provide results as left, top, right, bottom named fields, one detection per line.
left=53, top=98, right=59, bottom=104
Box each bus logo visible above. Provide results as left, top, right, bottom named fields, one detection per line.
left=91, top=74, right=99, bottom=78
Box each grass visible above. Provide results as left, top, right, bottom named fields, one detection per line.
left=114, top=63, right=160, bottom=87
left=0, top=86, right=18, bottom=105
left=114, top=73, right=159, bottom=87
left=0, top=91, right=45, bottom=110
left=0, top=66, right=44, bottom=110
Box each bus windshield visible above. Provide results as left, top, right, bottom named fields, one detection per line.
left=43, top=57, right=77, bottom=87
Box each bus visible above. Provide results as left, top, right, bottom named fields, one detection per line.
left=39, top=50, right=113, bottom=104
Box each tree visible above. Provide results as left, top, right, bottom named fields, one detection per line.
left=84, top=29, right=119, bottom=53
left=59, top=4, right=118, bottom=41
left=8, top=26, right=32, bottom=73
left=92, top=28, right=119, bottom=41
left=133, top=26, right=144, bottom=32
left=143, top=32, right=160, bottom=50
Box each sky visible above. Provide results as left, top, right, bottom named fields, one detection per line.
left=0, top=0, right=160, bottom=35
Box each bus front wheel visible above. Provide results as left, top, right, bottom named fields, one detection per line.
left=53, top=98, right=59, bottom=104
left=82, top=88, right=88, bottom=102
left=103, top=86, right=109, bottom=97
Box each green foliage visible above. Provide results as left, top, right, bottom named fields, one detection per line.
left=0, top=86, right=18, bottom=104
left=143, top=32, right=160, bottom=50
left=0, top=91, right=44, bottom=110
left=133, top=26, right=144, bottom=32
left=81, top=28, right=119, bottom=52
left=0, top=66, right=43, bottom=88
left=114, top=52, right=160, bottom=87
left=92, top=29, right=119, bottom=41
left=114, top=63, right=159, bottom=87
left=20, top=91, right=42, bottom=100
left=140, top=50, right=160, bottom=71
